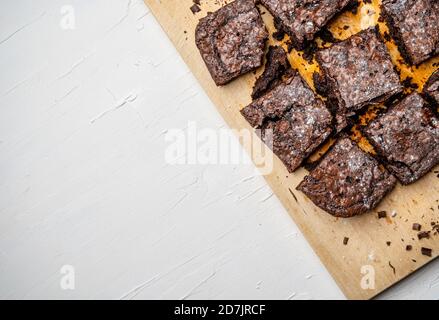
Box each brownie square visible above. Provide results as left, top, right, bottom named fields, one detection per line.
left=251, top=45, right=291, bottom=100
left=314, top=27, right=402, bottom=132
left=381, top=0, right=439, bottom=65
left=260, top=0, right=352, bottom=49
left=363, top=93, right=439, bottom=185
left=241, top=71, right=333, bottom=172
left=297, top=137, right=397, bottom=217
left=423, top=69, right=439, bottom=107
left=195, top=0, right=268, bottom=86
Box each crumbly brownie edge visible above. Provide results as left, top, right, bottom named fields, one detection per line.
left=312, top=67, right=345, bottom=131
left=251, top=45, right=291, bottom=100
left=423, top=69, right=439, bottom=107
left=241, top=70, right=298, bottom=128
left=381, top=1, right=438, bottom=65
left=380, top=3, right=415, bottom=65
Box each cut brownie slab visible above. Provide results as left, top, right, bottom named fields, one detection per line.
left=314, top=27, right=402, bottom=132
left=241, top=71, right=333, bottom=172
left=423, top=70, right=439, bottom=107
left=195, top=0, right=268, bottom=86
left=251, top=45, right=291, bottom=100
left=363, top=93, right=439, bottom=185
left=381, top=0, right=439, bottom=65
left=259, top=0, right=352, bottom=49
left=297, top=137, right=397, bottom=218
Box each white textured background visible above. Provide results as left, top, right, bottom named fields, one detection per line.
left=0, top=0, right=438, bottom=300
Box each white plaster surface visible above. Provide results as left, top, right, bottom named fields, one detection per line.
left=0, top=0, right=438, bottom=300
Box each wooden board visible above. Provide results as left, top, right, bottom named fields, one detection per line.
left=144, top=0, right=439, bottom=299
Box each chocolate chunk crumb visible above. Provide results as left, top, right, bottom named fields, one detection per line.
left=418, top=231, right=430, bottom=240
left=272, top=30, right=285, bottom=41
left=346, top=0, right=360, bottom=14
left=383, top=31, right=391, bottom=42
left=343, top=237, right=349, bottom=245
left=286, top=40, right=294, bottom=53
left=302, top=41, right=317, bottom=63
left=421, top=247, right=432, bottom=257
left=378, top=211, right=387, bottom=219
left=317, top=27, right=337, bottom=44
left=406, top=245, right=412, bottom=251
left=190, top=4, right=201, bottom=14
left=401, top=77, right=419, bottom=90
left=386, top=241, right=391, bottom=246
left=412, top=223, right=422, bottom=231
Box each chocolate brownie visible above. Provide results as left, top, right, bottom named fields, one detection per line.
left=423, top=69, right=439, bottom=107
left=259, top=0, right=352, bottom=49
left=363, top=93, right=439, bottom=185
left=241, top=71, right=333, bottom=172
left=297, top=137, right=397, bottom=217
left=251, top=45, right=291, bottom=100
left=195, top=0, right=268, bottom=86
left=381, top=0, right=439, bottom=65
left=314, top=27, right=402, bottom=132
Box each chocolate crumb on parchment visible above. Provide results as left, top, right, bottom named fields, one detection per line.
left=383, top=31, right=391, bottom=42
left=406, top=245, right=412, bottom=251
left=386, top=241, right=391, bottom=246
left=272, top=30, right=286, bottom=41
left=401, top=77, right=419, bottom=91
left=316, top=27, right=337, bottom=45
left=421, top=247, right=432, bottom=257
left=417, top=231, right=431, bottom=240
left=378, top=211, right=387, bottom=219
left=190, top=3, right=201, bottom=14
left=412, top=223, right=422, bottom=231
left=343, top=237, right=349, bottom=245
